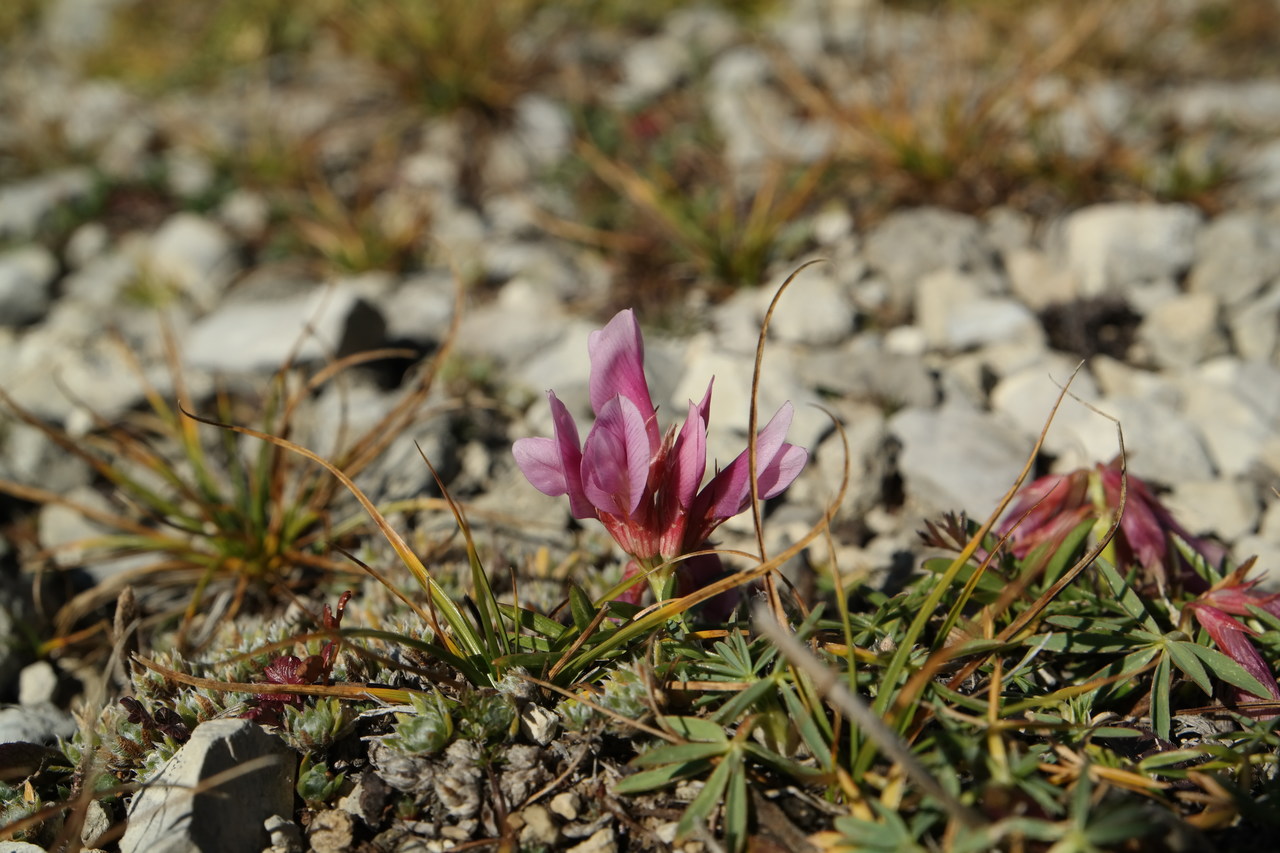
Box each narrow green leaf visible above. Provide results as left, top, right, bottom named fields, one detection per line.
left=614, top=759, right=711, bottom=794
left=568, top=584, right=596, bottom=633
left=1166, top=640, right=1213, bottom=695
left=630, top=741, right=728, bottom=767
left=677, top=752, right=734, bottom=841
left=1182, top=641, right=1275, bottom=700
left=711, top=678, right=778, bottom=726
left=724, top=751, right=749, bottom=853
left=1152, top=654, right=1172, bottom=741
left=778, top=680, right=833, bottom=771
left=662, top=716, right=729, bottom=743
left=1096, top=560, right=1161, bottom=631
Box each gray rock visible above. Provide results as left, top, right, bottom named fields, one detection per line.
left=514, top=95, right=572, bottom=169
left=143, top=213, right=238, bottom=310
left=672, top=334, right=827, bottom=463
left=888, top=405, right=1028, bottom=519
left=183, top=286, right=386, bottom=374
left=381, top=272, right=457, bottom=345
left=1003, top=247, right=1077, bottom=310
left=613, top=34, right=691, bottom=106
left=0, top=246, right=58, bottom=326
left=760, top=267, right=856, bottom=346
left=917, top=267, right=1039, bottom=350
left=1226, top=281, right=1280, bottom=362
left=0, top=842, right=50, bottom=853
left=1172, top=80, right=1280, bottom=132
left=795, top=336, right=936, bottom=410
left=1138, top=292, right=1227, bottom=369
left=119, top=719, right=295, bottom=853
left=1187, top=211, right=1280, bottom=308
left=1180, top=379, right=1275, bottom=478
left=990, top=357, right=1103, bottom=457
left=1059, top=395, right=1215, bottom=483
left=566, top=826, right=618, bottom=853
left=0, top=703, right=76, bottom=745
left=0, top=604, right=20, bottom=695
left=1241, top=139, right=1280, bottom=203
left=263, top=814, right=304, bottom=853
left=458, top=280, right=567, bottom=366
left=1059, top=203, right=1201, bottom=296
left=44, top=0, right=130, bottom=54
left=65, top=222, right=110, bottom=269
left=1163, top=479, right=1260, bottom=543
left=36, top=485, right=115, bottom=569
left=864, top=208, right=993, bottom=317
left=0, top=168, right=94, bottom=240
left=217, top=189, right=270, bottom=240
left=17, top=661, right=60, bottom=707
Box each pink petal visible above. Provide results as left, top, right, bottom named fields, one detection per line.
left=548, top=392, right=593, bottom=518
left=757, top=443, right=808, bottom=499
left=512, top=437, right=569, bottom=496
left=588, top=310, right=659, bottom=449
left=691, top=399, right=798, bottom=532
left=582, top=395, right=652, bottom=517
left=669, top=400, right=708, bottom=512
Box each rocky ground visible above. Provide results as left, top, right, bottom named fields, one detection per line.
left=3, top=0, right=1280, bottom=851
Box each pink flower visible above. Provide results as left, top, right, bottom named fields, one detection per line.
left=1186, top=570, right=1280, bottom=703
left=512, top=309, right=807, bottom=596
left=998, top=458, right=1223, bottom=592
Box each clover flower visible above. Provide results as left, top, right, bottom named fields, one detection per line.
left=998, top=458, right=1223, bottom=592
left=512, top=309, right=807, bottom=600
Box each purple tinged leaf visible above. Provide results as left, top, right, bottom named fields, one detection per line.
left=588, top=310, right=659, bottom=449
left=1192, top=605, right=1280, bottom=700
left=582, top=395, right=652, bottom=517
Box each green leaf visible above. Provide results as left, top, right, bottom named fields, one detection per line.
left=723, top=750, right=749, bottom=853
left=630, top=741, right=728, bottom=767
left=568, top=584, right=597, bottom=633
left=677, top=751, right=735, bottom=842
left=711, top=677, right=778, bottom=726
left=1152, top=653, right=1172, bottom=741
left=662, top=716, right=729, bottom=743
left=1182, top=641, right=1275, bottom=700
left=1096, top=560, right=1161, bottom=632
left=497, top=604, right=568, bottom=642
left=1166, top=640, right=1213, bottom=695
left=778, top=680, right=833, bottom=771
left=613, top=759, right=711, bottom=794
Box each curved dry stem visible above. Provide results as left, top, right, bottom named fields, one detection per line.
left=748, top=259, right=824, bottom=622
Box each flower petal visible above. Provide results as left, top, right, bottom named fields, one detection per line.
left=588, top=310, right=659, bottom=449
left=548, top=391, right=593, bottom=518
left=757, top=443, right=808, bottom=499
left=512, top=437, right=569, bottom=496
left=669, top=400, right=708, bottom=512
left=582, top=395, right=652, bottom=517
left=687, top=402, right=805, bottom=545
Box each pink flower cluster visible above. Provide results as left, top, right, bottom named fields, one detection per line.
left=513, top=309, right=807, bottom=599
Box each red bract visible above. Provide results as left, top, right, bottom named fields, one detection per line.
left=513, top=309, right=807, bottom=598
left=1186, top=570, right=1280, bottom=703
left=997, top=458, right=1223, bottom=592
left=244, top=591, right=352, bottom=725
